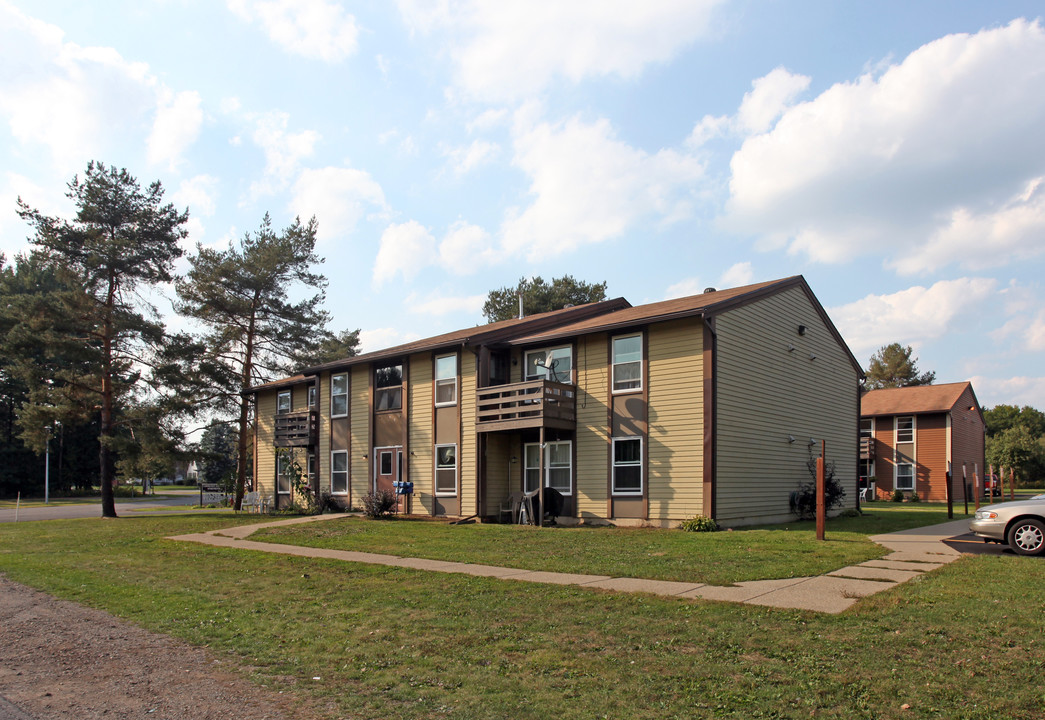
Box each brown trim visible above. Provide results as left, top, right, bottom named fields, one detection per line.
left=368, top=365, right=375, bottom=496
left=702, top=317, right=716, bottom=518
left=429, top=352, right=437, bottom=513
left=605, top=334, right=613, bottom=519
left=854, top=378, right=862, bottom=513
left=401, top=357, right=410, bottom=514
left=641, top=329, right=649, bottom=521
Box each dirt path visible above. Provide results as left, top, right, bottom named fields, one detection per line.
left=0, top=576, right=325, bottom=720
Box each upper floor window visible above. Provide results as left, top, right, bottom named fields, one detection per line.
left=860, top=418, right=874, bottom=438
left=435, top=355, right=457, bottom=406
left=896, top=416, right=914, bottom=443
left=525, top=346, right=572, bottom=384
left=276, top=390, right=291, bottom=414
left=612, top=334, right=642, bottom=392
left=330, top=373, right=348, bottom=418
left=375, top=362, right=403, bottom=411
left=308, top=386, right=316, bottom=408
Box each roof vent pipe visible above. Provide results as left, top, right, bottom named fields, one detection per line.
left=703, top=287, right=716, bottom=294
left=518, top=291, right=524, bottom=319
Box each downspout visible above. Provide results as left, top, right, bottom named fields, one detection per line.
left=702, top=315, right=717, bottom=520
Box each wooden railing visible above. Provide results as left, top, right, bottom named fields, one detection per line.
left=859, top=436, right=874, bottom=460
left=274, top=410, right=318, bottom=447
left=476, top=380, right=576, bottom=433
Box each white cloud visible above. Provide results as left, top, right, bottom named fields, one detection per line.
left=720, top=261, right=754, bottom=288
left=468, top=108, right=508, bottom=133
left=397, top=0, right=725, bottom=101
left=290, top=166, right=387, bottom=242
left=735, top=67, right=810, bottom=135
left=828, top=278, right=997, bottom=359
left=663, top=277, right=706, bottom=300
left=359, top=327, right=422, bottom=354
left=1024, top=310, right=1045, bottom=351
left=172, top=175, right=220, bottom=217
left=969, top=375, right=1045, bottom=410
left=724, top=19, right=1045, bottom=274
left=227, top=0, right=359, bottom=62
left=438, top=220, right=499, bottom=272
left=409, top=293, right=486, bottom=316
left=442, top=139, right=500, bottom=176
left=147, top=89, right=203, bottom=170
left=248, top=111, right=320, bottom=198
left=373, top=220, right=437, bottom=287
left=501, top=114, right=704, bottom=259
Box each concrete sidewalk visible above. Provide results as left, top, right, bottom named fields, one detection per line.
left=170, top=515, right=969, bottom=614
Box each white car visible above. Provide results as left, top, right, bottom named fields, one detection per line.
left=970, top=496, right=1045, bottom=556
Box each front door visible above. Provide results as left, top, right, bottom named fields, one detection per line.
left=373, top=446, right=404, bottom=510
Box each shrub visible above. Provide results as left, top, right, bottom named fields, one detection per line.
left=909, top=492, right=921, bottom=503
left=678, top=515, right=718, bottom=532
left=790, top=456, right=847, bottom=520
left=361, top=490, right=397, bottom=519
left=891, top=489, right=905, bottom=503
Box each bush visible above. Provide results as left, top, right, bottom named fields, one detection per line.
left=891, top=489, right=905, bottom=503
left=361, top=490, right=397, bottom=519
left=909, top=492, right=921, bottom=503
left=678, top=515, right=718, bottom=532
left=790, top=457, right=847, bottom=520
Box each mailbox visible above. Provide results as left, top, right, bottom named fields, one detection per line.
left=393, top=480, right=414, bottom=495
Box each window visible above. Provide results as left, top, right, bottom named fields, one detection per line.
left=331, top=451, right=348, bottom=495
left=330, top=373, right=348, bottom=418
left=525, top=346, right=572, bottom=384
left=895, top=462, right=914, bottom=492
left=435, top=444, right=457, bottom=496
left=435, top=355, right=457, bottom=406
left=859, top=418, right=873, bottom=438
left=380, top=450, right=394, bottom=476
left=612, top=334, right=642, bottom=392
left=896, top=416, right=914, bottom=443
left=276, top=390, right=291, bottom=414
left=276, top=453, right=293, bottom=495
left=375, top=362, right=403, bottom=411
left=523, top=441, right=572, bottom=494
left=612, top=437, right=643, bottom=495
left=308, top=386, right=316, bottom=408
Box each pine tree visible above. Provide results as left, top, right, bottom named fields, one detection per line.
left=865, top=343, right=936, bottom=390
left=17, top=163, right=187, bottom=517
left=482, top=275, right=608, bottom=323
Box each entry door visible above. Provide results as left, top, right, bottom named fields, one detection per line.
left=373, top=446, right=403, bottom=495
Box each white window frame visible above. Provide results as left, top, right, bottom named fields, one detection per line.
left=374, top=362, right=403, bottom=412
left=896, top=415, right=914, bottom=443
left=612, top=437, right=643, bottom=495
left=611, top=333, right=643, bottom=393
left=524, top=346, right=573, bottom=384
left=308, top=386, right=317, bottom=408
left=895, top=462, right=915, bottom=492
left=859, top=417, right=874, bottom=438
left=434, top=443, right=458, bottom=497
left=434, top=354, right=458, bottom=407
left=330, top=373, right=348, bottom=418
left=276, top=453, right=293, bottom=495
left=331, top=450, right=348, bottom=495
left=276, top=390, right=292, bottom=414
left=523, top=441, right=573, bottom=495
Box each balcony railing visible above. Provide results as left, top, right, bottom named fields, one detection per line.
left=476, top=380, right=576, bottom=433
left=859, top=436, right=874, bottom=460
left=274, top=410, right=318, bottom=448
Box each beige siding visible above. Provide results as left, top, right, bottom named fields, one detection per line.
left=317, top=373, right=330, bottom=494
left=647, top=318, right=704, bottom=520
left=350, top=366, right=369, bottom=503
left=255, top=390, right=278, bottom=500
left=575, top=333, right=609, bottom=519
left=408, top=354, right=434, bottom=515
left=459, top=351, right=477, bottom=516
left=484, top=433, right=512, bottom=514
left=715, top=285, right=859, bottom=525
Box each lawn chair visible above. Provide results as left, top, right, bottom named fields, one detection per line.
left=498, top=491, right=525, bottom=524
left=240, top=491, right=259, bottom=513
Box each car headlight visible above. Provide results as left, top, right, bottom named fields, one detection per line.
left=975, top=510, right=998, bottom=520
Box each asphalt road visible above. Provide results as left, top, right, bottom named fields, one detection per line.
left=0, top=489, right=233, bottom=523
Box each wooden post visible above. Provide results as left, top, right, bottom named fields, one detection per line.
left=538, top=427, right=545, bottom=528
left=816, top=440, right=826, bottom=541
left=1009, top=466, right=1016, bottom=501
left=962, top=463, right=968, bottom=516
left=945, top=462, right=953, bottom=519
left=974, top=463, right=980, bottom=511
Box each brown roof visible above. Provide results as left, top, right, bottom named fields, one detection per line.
left=246, top=374, right=311, bottom=394
left=860, top=381, right=977, bottom=417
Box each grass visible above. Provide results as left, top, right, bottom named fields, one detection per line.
left=1, top=510, right=1042, bottom=720
left=250, top=503, right=968, bottom=585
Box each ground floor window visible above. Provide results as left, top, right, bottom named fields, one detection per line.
left=331, top=450, right=348, bottom=495
left=858, top=459, right=874, bottom=483
left=276, top=453, right=294, bottom=495
left=435, top=444, right=457, bottom=496
left=524, top=441, right=572, bottom=494
left=895, top=462, right=914, bottom=492
left=612, top=437, right=642, bottom=495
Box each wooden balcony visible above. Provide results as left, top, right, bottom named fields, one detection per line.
left=860, top=436, right=874, bottom=460
left=476, top=380, right=576, bottom=433
left=274, top=410, right=318, bottom=448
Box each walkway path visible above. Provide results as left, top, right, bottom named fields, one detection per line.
left=170, top=515, right=972, bottom=614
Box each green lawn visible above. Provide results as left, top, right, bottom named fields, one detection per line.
left=251, top=504, right=968, bottom=585
left=1, top=511, right=1042, bottom=720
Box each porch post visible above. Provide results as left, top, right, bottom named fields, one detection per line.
left=538, top=426, right=545, bottom=528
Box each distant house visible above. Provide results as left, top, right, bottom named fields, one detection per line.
left=249, top=276, right=863, bottom=527
left=860, top=381, right=986, bottom=502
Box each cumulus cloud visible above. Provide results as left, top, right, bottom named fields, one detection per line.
left=442, top=139, right=500, bottom=176
left=227, top=0, right=359, bottom=62
left=359, top=327, right=422, bottom=354
left=290, top=166, right=387, bottom=242
left=397, top=0, right=724, bottom=101
left=147, top=90, right=203, bottom=170
left=828, top=278, right=996, bottom=358
left=373, top=220, right=437, bottom=286
left=502, top=114, right=704, bottom=259
left=723, top=19, right=1045, bottom=274
left=663, top=263, right=756, bottom=300
left=969, top=374, right=1045, bottom=410
left=409, top=292, right=486, bottom=316
left=438, top=221, right=498, bottom=272
left=172, top=175, right=220, bottom=217
left=720, top=261, right=754, bottom=288
left=248, top=111, right=320, bottom=198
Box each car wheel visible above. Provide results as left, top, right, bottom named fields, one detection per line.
left=1007, top=518, right=1045, bottom=556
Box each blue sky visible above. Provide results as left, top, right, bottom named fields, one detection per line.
left=2, top=1, right=1044, bottom=408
